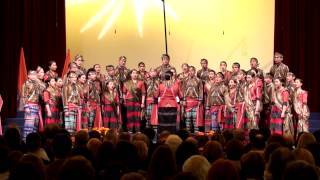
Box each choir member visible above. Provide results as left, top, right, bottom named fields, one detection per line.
left=43, top=77, right=62, bottom=126
left=181, top=66, right=203, bottom=133
left=123, top=69, right=146, bottom=133
left=63, top=71, right=82, bottom=135
left=44, top=61, right=58, bottom=81
left=101, top=80, right=120, bottom=130
left=293, top=78, right=310, bottom=133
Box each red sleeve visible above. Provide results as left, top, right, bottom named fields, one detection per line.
left=303, top=91, right=308, bottom=104
left=175, top=83, right=183, bottom=98
left=43, top=90, right=50, bottom=103
left=140, top=81, right=146, bottom=95
left=282, top=90, right=289, bottom=103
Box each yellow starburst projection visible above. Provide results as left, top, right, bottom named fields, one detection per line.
left=67, top=0, right=178, bottom=40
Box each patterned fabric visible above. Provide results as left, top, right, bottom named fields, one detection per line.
left=270, top=106, right=283, bottom=135
left=204, top=106, right=223, bottom=132
left=24, top=103, right=40, bottom=139
left=44, top=70, right=58, bottom=81
left=158, top=107, right=177, bottom=133
left=43, top=87, right=62, bottom=126
left=224, top=108, right=236, bottom=129
left=270, top=87, right=293, bottom=136
left=155, top=64, right=172, bottom=81
left=126, top=101, right=141, bottom=132
left=236, top=102, right=247, bottom=129
left=102, top=104, right=119, bottom=129
left=87, top=103, right=97, bottom=129
left=185, top=107, right=198, bottom=133
left=81, top=103, right=89, bottom=129
left=64, top=105, right=80, bottom=135
left=244, top=79, right=263, bottom=130
left=269, top=63, right=289, bottom=81
left=102, top=90, right=120, bottom=129
left=293, top=89, right=310, bottom=133
left=196, top=68, right=213, bottom=82
left=145, top=103, right=153, bottom=128
left=45, top=105, right=61, bottom=125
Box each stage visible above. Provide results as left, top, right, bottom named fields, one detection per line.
left=3, top=112, right=320, bottom=135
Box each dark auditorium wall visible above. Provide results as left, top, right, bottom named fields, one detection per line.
left=274, top=0, right=320, bottom=112
left=0, top=0, right=66, bottom=119
left=0, top=0, right=319, bottom=120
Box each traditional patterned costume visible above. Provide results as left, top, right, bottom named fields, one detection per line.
left=269, top=63, right=289, bottom=81
left=86, top=80, right=102, bottom=129
left=145, top=77, right=160, bottom=128
left=115, top=65, right=130, bottom=129
left=63, top=82, right=81, bottom=135
left=205, top=81, right=228, bottom=132
left=77, top=82, right=89, bottom=129
left=177, top=72, right=189, bottom=82
left=244, top=79, right=263, bottom=130
left=43, top=86, right=62, bottom=126
left=123, top=80, right=146, bottom=132
left=293, top=89, right=310, bottom=133
left=224, top=87, right=237, bottom=129
left=44, top=70, right=58, bottom=82
left=270, top=87, right=293, bottom=135
left=221, top=70, right=232, bottom=85
left=181, top=76, right=203, bottom=133
left=197, top=68, right=212, bottom=83
left=22, top=79, right=44, bottom=139
left=156, top=80, right=181, bottom=133
left=261, top=82, right=273, bottom=128
left=101, top=89, right=120, bottom=129
left=235, top=80, right=247, bottom=129
left=138, top=70, right=149, bottom=82
left=155, top=64, right=172, bottom=81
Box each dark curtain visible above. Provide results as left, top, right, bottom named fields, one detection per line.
left=274, top=0, right=320, bottom=112
left=0, top=0, right=66, bottom=119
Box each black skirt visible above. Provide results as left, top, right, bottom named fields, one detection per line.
left=158, top=107, right=177, bottom=133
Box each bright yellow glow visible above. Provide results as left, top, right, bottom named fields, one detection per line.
left=75, top=0, right=178, bottom=39
left=98, top=0, right=124, bottom=40
left=66, top=0, right=275, bottom=72
left=80, top=0, right=117, bottom=33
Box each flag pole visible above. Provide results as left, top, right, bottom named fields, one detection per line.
left=162, top=0, right=168, bottom=54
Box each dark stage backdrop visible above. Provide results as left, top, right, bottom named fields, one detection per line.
left=0, top=0, right=319, bottom=120
left=0, top=0, right=66, bottom=119
left=274, top=0, right=320, bottom=112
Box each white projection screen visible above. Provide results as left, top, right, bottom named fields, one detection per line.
left=66, top=0, right=275, bottom=73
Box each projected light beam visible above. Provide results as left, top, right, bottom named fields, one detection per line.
left=71, top=0, right=178, bottom=40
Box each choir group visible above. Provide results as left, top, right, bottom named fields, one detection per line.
left=20, top=52, right=310, bottom=139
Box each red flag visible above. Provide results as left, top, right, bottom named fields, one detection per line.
left=18, top=47, right=27, bottom=94
left=62, top=49, right=71, bottom=77
left=17, top=47, right=28, bottom=111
